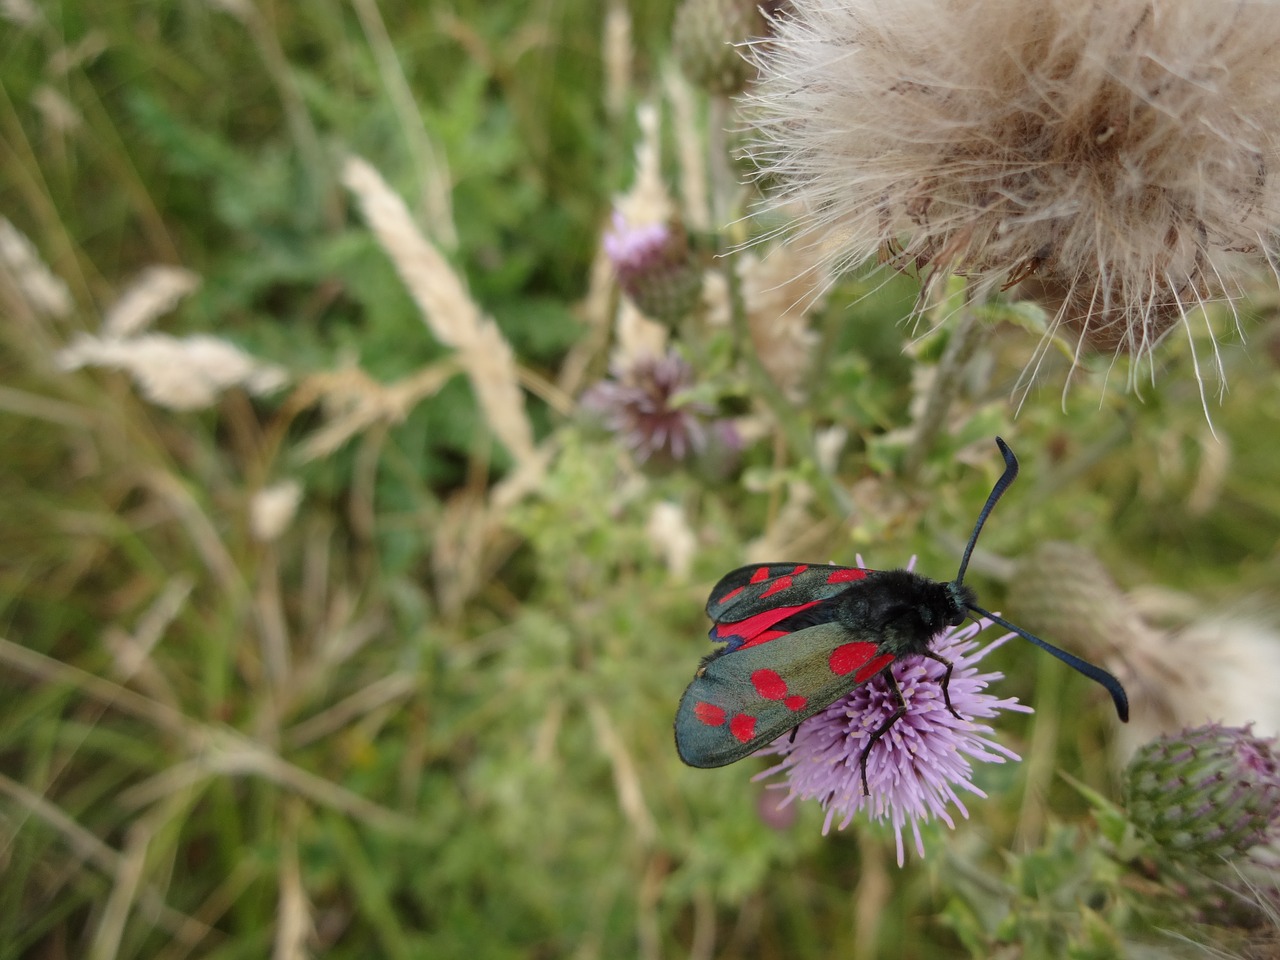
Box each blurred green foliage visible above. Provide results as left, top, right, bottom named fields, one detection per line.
left=2, top=2, right=1279, bottom=959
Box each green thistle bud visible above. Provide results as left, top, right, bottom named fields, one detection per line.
left=673, top=0, right=765, bottom=96
left=603, top=214, right=703, bottom=326
left=1123, top=725, right=1280, bottom=866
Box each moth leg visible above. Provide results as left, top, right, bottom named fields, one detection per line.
left=788, top=725, right=800, bottom=746
left=920, top=650, right=962, bottom=721
left=858, top=671, right=906, bottom=796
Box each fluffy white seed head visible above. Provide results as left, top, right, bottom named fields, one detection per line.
left=746, top=0, right=1280, bottom=371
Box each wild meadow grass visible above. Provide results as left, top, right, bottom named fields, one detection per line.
left=3, top=2, right=1280, bottom=958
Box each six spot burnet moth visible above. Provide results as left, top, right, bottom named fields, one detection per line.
left=674, top=437, right=1130, bottom=794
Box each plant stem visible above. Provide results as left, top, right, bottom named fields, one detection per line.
left=904, top=286, right=984, bottom=478
left=723, top=249, right=852, bottom=518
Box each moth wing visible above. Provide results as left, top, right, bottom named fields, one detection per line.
left=674, top=623, right=895, bottom=768
left=705, top=563, right=872, bottom=649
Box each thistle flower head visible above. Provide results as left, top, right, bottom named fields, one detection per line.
left=1124, top=724, right=1280, bottom=867
left=747, top=0, right=1280, bottom=379
left=1011, top=541, right=1280, bottom=762
left=673, top=0, right=766, bottom=95
left=581, top=349, right=714, bottom=464
left=604, top=212, right=704, bottom=326
left=760, top=610, right=1031, bottom=865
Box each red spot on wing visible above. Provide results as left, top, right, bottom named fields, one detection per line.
left=790, top=564, right=809, bottom=575
left=826, top=568, right=868, bottom=584
left=750, top=567, right=772, bottom=583
left=694, top=702, right=726, bottom=726
left=750, top=669, right=788, bottom=700
left=854, top=652, right=896, bottom=684
left=784, top=695, right=807, bottom=712
left=729, top=714, right=757, bottom=743
left=717, top=585, right=745, bottom=605
left=828, top=641, right=880, bottom=676
left=759, top=576, right=793, bottom=599
left=712, top=600, right=822, bottom=647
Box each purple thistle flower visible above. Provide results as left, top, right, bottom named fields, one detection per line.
left=581, top=350, right=714, bottom=465
left=757, top=600, right=1031, bottom=866
left=603, top=213, right=703, bottom=325
left=602, top=213, right=672, bottom=268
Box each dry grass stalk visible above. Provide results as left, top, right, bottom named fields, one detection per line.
left=560, top=245, right=618, bottom=396
left=102, top=265, right=201, bottom=338
left=340, top=155, right=538, bottom=472
left=0, top=773, right=214, bottom=947
left=664, top=66, right=711, bottom=233
left=250, top=480, right=304, bottom=543
left=274, top=814, right=314, bottom=960
left=615, top=104, right=675, bottom=229
left=293, top=362, right=455, bottom=462
left=586, top=697, right=658, bottom=846
left=0, top=0, right=40, bottom=26
left=46, top=30, right=107, bottom=74
left=612, top=300, right=669, bottom=369
left=102, top=575, right=193, bottom=709
left=284, top=673, right=418, bottom=750
left=0, top=216, right=73, bottom=319
left=603, top=2, right=633, bottom=121
left=646, top=501, right=697, bottom=580
left=431, top=491, right=496, bottom=619
left=349, top=0, right=458, bottom=250
left=32, top=84, right=81, bottom=133
left=57, top=332, right=287, bottom=411
left=738, top=245, right=826, bottom=399
left=91, top=810, right=161, bottom=960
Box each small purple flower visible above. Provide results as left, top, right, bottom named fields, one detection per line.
left=581, top=350, right=714, bottom=464
left=603, top=213, right=673, bottom=268
left=757, top=605, right=1031, bottom=866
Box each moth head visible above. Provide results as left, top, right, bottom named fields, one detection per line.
left=946, top=581, right=977, bottom=626
left=867, top=572, right=966, bottom=654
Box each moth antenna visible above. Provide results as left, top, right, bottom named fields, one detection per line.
left=968, top=603, right=1130, bottom=722
left=953, top=437, right=1019, bottom=589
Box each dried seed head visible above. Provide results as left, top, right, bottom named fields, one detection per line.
left=747, top=0, right=1280, bottom=380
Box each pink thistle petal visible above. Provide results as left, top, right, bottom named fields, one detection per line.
left=755, top=613, right=1031, bottom=866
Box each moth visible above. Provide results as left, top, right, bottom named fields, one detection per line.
left=675, top=438, right=1129, bottom=793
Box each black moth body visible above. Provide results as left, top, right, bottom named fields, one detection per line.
left=764, top=568, right=977, bottom=661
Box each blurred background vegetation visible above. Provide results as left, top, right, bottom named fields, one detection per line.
left=2, top=2, right=1279, bottom=958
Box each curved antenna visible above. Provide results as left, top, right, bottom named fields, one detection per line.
left=969, top=603, right=1130, bottom=722
left=954, top=437, right=1019, bottom=588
